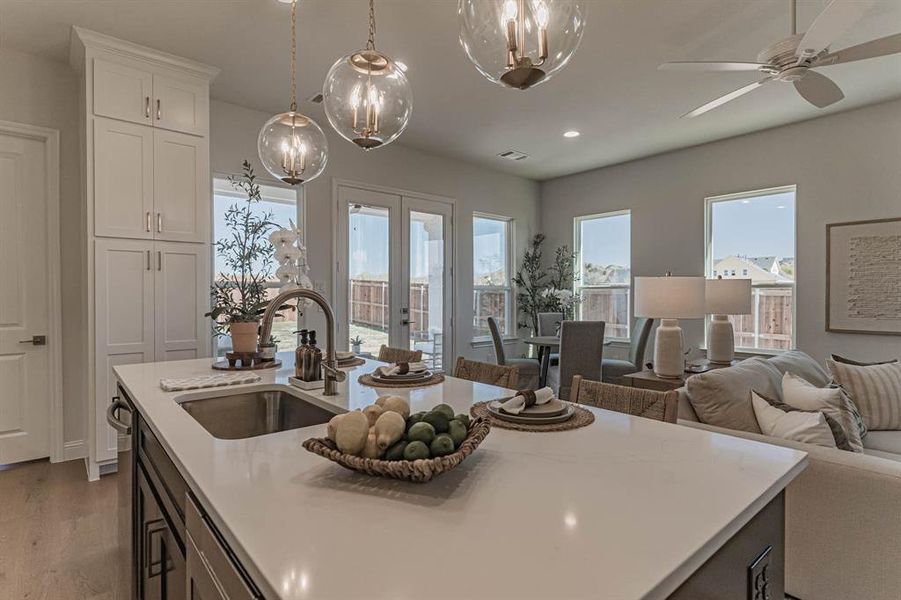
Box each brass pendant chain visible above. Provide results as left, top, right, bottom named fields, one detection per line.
left=366, top=0, right=376, bottom=51
left=290, top=0, right=298, bottom=112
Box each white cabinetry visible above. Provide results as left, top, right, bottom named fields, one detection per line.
left=72, top=27, right=219, bottom=477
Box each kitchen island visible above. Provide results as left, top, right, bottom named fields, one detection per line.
left=114, top=355, right=806, bottom=599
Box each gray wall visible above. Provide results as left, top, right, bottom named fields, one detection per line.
left=211, top=99, right=541, bottom=363
left=0, top=49, right=86, bottom=448
left=540, top=98, right=901, bottom=364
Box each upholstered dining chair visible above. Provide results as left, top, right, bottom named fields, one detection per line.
left=377, top=345, right=423, bottom=364
left=537, top=312, right=563, bottom=366
left=453, top=357, right=519, bottom=389
left=548, top=321, right=605, bottom=400
left=486, top=317, right=540, bottom=389
left=601, top=318, right=655, bottom=385
left=570, top=376, right=678, bottom=423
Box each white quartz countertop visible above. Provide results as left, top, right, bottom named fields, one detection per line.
left=114, top=354, right=807, bottom=600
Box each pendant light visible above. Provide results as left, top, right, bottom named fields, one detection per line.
left=258, top=0, right=328, bottom=185
left=322, top=0, right=412, bottom=150
left=458, top=0, right=586, bottom=90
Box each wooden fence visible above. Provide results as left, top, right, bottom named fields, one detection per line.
left=350, top=279, right=429, bottom=337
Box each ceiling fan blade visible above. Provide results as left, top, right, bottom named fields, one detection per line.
left=812, top=33, right=901, bottom=67
left=794, top=71, right=845, bottom=108
left=681, top=79, right=772, bottom=118
left=658, top=61, right=769, bottom=72
left=797, top=0, right=875, bottom=58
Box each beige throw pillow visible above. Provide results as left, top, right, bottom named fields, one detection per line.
left=827, top=359, right=901, bottom=431
left=751, top=392, right=837, bottom=449
left=781, top=372, right=864, bottom=452
left=686, top=357, right=783, bottom=433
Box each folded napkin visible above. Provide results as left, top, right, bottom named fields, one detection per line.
left=499, top=387, right=555, bottom=415
left=336, top=351, right=355, bottom=361
left=160, top=373, right=261, bottom=392
left=380, top=361, right=427, bottom=376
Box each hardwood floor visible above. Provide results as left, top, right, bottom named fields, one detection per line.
left=0, top=459, right=127, bottom=599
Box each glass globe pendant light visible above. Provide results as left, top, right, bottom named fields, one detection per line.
left=258, top=0, right=328, bottom=185
left=322, top=0, right=412, bottom=150
left=458, top=0, right=586, bottom=90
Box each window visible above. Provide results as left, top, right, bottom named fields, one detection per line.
left=574, top=210, right=631, bottom=339
left=213, top=175, right=303, bottom=354
left=473, top=214, right=513, bottom=338
left=706, top=186, right=796, bottom=351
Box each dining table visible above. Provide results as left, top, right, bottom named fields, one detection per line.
left=523, top=335, right=560, bottom=388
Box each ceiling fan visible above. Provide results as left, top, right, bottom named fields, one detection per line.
left=659, top=0, right=901, bottom=117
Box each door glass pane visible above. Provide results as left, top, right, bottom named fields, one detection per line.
left=348, top=204, right=390, bottom=356
left=409, top=211, right=445, bottom=371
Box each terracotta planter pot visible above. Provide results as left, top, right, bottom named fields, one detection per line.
left=229, top=321, right=259, bottom=353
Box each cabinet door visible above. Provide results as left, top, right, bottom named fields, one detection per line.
left=154, top=242, right=211, bottom=362
left=94, top=118, right=155, bottom=239
left=153, top=130, right=210, bottom=243
left=95, top=239, right=154, bottom=462
left=153, top=74, right=208, bottom=136
left=93, top=58, right=153, bottom=125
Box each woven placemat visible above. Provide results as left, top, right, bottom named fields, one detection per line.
left=357, top=372, right=446, bottom=388
left=470, top=400, right=595, bottom=432
left=337, top=357, right=367, bottom=368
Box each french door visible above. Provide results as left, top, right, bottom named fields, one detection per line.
left=336, top=183, right=454, bottom=371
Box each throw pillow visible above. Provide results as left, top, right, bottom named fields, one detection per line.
left=755, top=390, right=853, bottom=451
left=686, top=357, right=783, bottom=434
left=827, top=360, right=901, bottom=431
left=781, top=371, right=864, bottom=452
left=769, top=350, right=831, bottom=387
left=830, top=353, right=898, bottom=367
left=751, top=391, right=838, bottom=449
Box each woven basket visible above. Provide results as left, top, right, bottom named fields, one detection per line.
left=302, top=418, right=491, bottom=483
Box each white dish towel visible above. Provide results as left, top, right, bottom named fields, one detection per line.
left=500, top=387, right=555, bottom=414
left=160, top=373, right=261, bottom=392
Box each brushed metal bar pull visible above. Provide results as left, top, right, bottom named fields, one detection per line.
left=146, top=250, right=151, bottom=271
left=144, top=96, right=151, bottom=118
left=157, top=251, right=162, bottom=271
left=156, top=212, right=162, bottom=233
left=18, top=335, right=46, bottom=345
left=156, top=99, right=161, bottom=120
left=145, top=211, right=152, bottom=232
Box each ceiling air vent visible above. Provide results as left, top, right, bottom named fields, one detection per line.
left=308, top=93, right=324, bottom=104
left=497, top=149, right=529, bottom=161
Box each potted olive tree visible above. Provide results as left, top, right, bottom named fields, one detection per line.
left=206, top=161, right=277, bottom=353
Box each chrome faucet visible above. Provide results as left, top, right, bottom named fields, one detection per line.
left=259, top=288, right=346, bottom=395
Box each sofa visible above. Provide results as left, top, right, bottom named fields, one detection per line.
left=676, top=351, right=901, bottom=600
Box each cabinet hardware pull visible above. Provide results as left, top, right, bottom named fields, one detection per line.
left=144, top=96, right=151, bottom=118
left=145, top=211, right=152, bottom=232
left=106, top=396, right=132, bottom=435
left=18, top=335, right=46, bottom=345
left=156, top=213, right=162, bottom=233
left=146, top=250, right=151, bottom=271
left=156, top=99, right=161, bottom=120
left=157, top=251, right=162, bottom=271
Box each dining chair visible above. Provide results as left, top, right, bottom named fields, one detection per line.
left=601, top=318, right=655, bottom=384
left=487, top=317, right=540, bottom=389
left=570, top=376, right=678, bottom=423
left=548, top=321, right=605, bottom=400
left=453, top=357, right=519, bottom=389
left=377, top=345, right=423, bottom=363
left=537, top=312, right=563, bottom=366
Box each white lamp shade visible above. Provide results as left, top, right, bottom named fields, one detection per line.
left=634, top=276, right=706, bottom=319
left=705, top=278, right=752, bottom=315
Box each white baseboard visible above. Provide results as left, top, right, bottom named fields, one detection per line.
left=61, top=439, right=86, bottom=462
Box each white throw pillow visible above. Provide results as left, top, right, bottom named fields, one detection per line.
left=781, top=371, right=864, bottom=452
left=751, top=392, right=837, bottom=449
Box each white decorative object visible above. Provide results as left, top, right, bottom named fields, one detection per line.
left=269, top=220, right=314, bottom=314
left=705, top=278, right=752, bottom=364
left=634, top=275, right=706, bottom=378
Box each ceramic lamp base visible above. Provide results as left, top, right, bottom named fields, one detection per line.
left=653, top=318, right=685, bottom=379
left=707, top=314, right=735, bottom=365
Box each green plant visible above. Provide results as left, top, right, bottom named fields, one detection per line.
left=512, top=234, right=551, bottom=333
left=206, top=160, right=277, bottom=335
left=350, top=335, right=364, bottom=345
left=544, top=245, right=580, bottom=320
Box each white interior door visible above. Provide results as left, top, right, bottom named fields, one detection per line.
left=336, top=184, right=454, bottom=369
left=0, top=128, right=54, bottom=463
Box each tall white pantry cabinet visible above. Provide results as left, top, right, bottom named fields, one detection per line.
left=71, top=28, right=219, bottom=480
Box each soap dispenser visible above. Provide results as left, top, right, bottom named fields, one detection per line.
left=295, top=329, right=309, bottom=379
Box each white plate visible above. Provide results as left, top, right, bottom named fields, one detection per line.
left=371, top=370, right=432, bottom=383
left=488, top=403, right=575, bottom=424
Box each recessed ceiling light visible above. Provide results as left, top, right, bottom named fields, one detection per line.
left=395, top=61, right=408, bottom=72
left=777, top=205, right=786, bottom=209
left=563, top=130, right=580, bottom=138
left=741, top=200, right=750, bottom=204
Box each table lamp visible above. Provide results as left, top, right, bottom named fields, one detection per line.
left=705, top=277, right=752, bottom=365
left=634, top=274, right=706, bottom=378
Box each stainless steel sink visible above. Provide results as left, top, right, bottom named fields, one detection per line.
left=179, top=388, right=339, bottom=440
